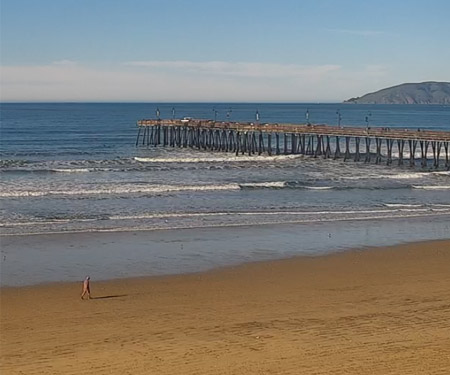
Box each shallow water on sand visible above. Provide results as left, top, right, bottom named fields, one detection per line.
left=1, top=216, right=449, bottom=286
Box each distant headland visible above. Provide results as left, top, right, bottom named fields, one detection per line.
left=344, top=81, right=450, bottom=104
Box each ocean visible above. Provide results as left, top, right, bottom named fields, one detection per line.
left=1, top=103, right=450, bottom=285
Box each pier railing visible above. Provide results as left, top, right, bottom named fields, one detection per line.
left=136, top=118, right=450, bottom=169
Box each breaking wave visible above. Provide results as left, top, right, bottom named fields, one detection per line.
left=134, top=154, right=303, bottom=163
left=0, top=183, right=242, bottom=198
left=50, top=168, right=92, bottom=173
left=4, top=179, right=450, bottom=199
left=412, top=185, right=450, bottom=190
left=3, top=206, right=450, bottom=236
left=239, top=181, right=287, bottom=188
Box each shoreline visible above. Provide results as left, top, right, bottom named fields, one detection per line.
left=2, top=215, right=450, bottom=287
left=1, top=237, right=449, bottom=291
left=1, top=239, right=449, bottom=374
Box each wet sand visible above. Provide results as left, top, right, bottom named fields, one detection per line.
left=1, top=239, right=450, bottom=374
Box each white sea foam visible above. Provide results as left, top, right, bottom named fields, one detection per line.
left=50, top=168, right=92, bottom=173
left=3, top=180, right=450, bottom=198
left=108, top=207, right=450, bottom=222
left=239, top=181, right=286, bottom=188
left=5, top=207, right=449, bottom=228
left=384, top=203, right=423, bottom=208
left=412, top=185, right=450, bottom=190
left=341, top=172, right=426, bottom=180
left=0, top=191, right=47, bottom=197
left=0, top=183, right=241, bottom=198
left=2, top=166, right=119, bottom=174
left=304, top=186, right=333, bottom=190
left=4, top=208, right=450, bottom=237
left=134, top=154, right=303, bottom=163
left=379, top=173, right=427, bottom=180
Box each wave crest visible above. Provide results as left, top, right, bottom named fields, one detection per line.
left=412, top=185, right=450, bottom=190
left=134, top=154, right=303, bottom=163
left=0, top=183, right=241, bottom=198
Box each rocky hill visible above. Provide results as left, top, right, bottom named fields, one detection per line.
left=344, top=82, right=450, bottom=104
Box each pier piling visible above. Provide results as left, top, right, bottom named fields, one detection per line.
left=135, top=118, right=450, bottom=170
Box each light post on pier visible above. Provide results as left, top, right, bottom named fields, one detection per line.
left=255, top=110, right=260, bottom=124
left=172, top=107, right=176, bottom=119
left=156, top=107, right=160, bottom=120
left=226, top=108, right=232, bottom=122
left=212, top=108, right=218, bottom=122
left=365, top=111, right=372, bottom=129
left=336, top=109, right=342, bottom=127
left=305, top=108, right=310, bottom=125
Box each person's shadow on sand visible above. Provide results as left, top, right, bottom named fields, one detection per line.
left=91, top=294, right=127, bottom=300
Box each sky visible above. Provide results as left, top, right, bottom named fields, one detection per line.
left=1, top=0, right=449, bottom=102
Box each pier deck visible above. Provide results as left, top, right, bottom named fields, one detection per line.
left=136, top=119, right=450, bottom=169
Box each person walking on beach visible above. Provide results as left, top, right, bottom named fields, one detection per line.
left=81, top=276, right=91, bottom=300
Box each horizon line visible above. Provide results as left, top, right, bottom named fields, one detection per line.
left=1, top=100, right=347, bottom=104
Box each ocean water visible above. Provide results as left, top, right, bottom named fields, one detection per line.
left=1, top=103, right=450, bottom=285
left=1, top=103, right=450, bottom=236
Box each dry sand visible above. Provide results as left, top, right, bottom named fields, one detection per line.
left=1, top=239, right=450, bottom=374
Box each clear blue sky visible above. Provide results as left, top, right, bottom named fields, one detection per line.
left=1, top=0, right=449, bottom=102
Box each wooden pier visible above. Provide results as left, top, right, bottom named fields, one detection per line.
left=136, top=118, right=450, bottom=169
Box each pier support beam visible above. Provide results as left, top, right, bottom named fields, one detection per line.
left=258, top=132, right=264, bottom=155
left=235, top=132, right=241, bottom=156
left=291, top=134, right=297, bottom=155
left=364, top=137, right=371, bottom=163
left=177, top=126, right=182, bottom=147
left=163, top=127, right=168, bottom=146
left=375, top=138, right=382, bottom=164
left=276, top=133, right=280, bottom=155
left=146, top=129, right=151, bottom=147
left=301, top=135, right=306, bottom=154
left=229, top=130, right=234, bottom=153
left=344, top=137, right=351, bottom=161
left=386, top=139, right=394, bottom=165
left=354, top=137, right=361, bottom=162
left=409, top=140, right=417, bottom=167
left=267, top=133, right=272, bottom=156
left=420, top=141, right=429, bottom=168
left=314, top=135, right=323, bottom=158
left=432, top=141, right=441, bottom=168
left=445, top=142, right=449, bottom=170
left=334, top=137, right=341, bottom=159
left=250, top=132, right=257, bottom=155
left=323, top=136, right=331, bottom=158
left=306, top=135, right=312, bottom=155
left=397, top=139, right=405, bottom=166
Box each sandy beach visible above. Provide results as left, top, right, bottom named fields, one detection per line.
left=1, top=239, right=450, bottom=374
